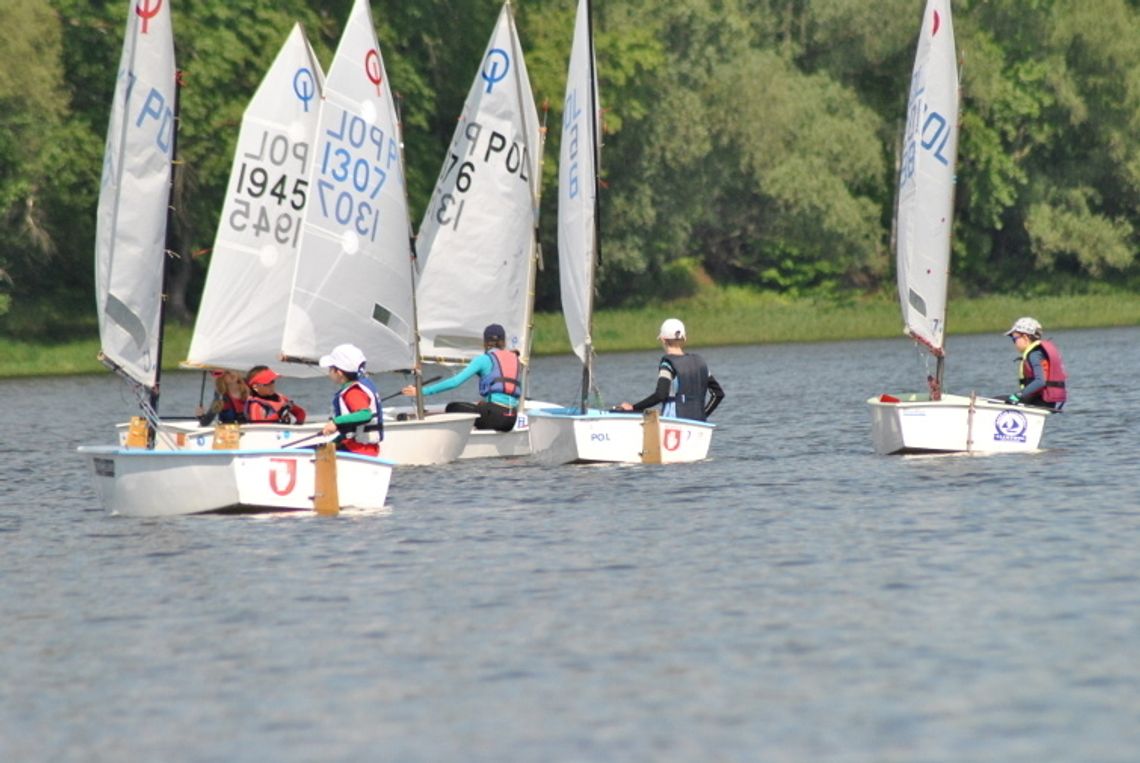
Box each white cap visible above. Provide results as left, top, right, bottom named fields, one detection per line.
left=1004, top=317, right=1042, bottom=337
left=658, top=318, right=686, bottom=341
left=319, top=343, right=367, bottom=374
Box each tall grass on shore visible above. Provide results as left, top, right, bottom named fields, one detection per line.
left=533, top=287, right=1140, bottom=355
left=2, top=288, right=1137, bottom=378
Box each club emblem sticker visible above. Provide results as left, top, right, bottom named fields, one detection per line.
left=993, top=410, right=1028, bottom=443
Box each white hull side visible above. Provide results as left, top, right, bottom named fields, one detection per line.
left=117, top=414, right=477, bottom=466
left=77, top=445, right=393, bottom=517
left=867, top=393, right=1053, bottom=455
left=454, top=400, right=561, bottom=460
left=528, top=409, right=714, bottom=465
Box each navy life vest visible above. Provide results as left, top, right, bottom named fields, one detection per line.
left=332, top=377, right=383, bottom=444
left=478, top=349, right=522, bottom=400
left=661, top=353, right=710, bottom=421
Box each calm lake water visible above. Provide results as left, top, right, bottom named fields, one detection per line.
left=2, top=326, right=1138, bottom=762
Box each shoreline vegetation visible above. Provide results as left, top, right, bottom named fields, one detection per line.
left=2, top=288, right=1137, bottom=379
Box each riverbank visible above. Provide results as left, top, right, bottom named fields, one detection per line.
left=2, top=288, right=1137, bottom=378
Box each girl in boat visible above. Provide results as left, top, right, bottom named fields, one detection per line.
left=399, top=323, right=522, bottom=433
left=244, top=366, right=307, bottom=424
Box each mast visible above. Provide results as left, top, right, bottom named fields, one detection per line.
left=511, top=0, right=545, bottom=412
left=396, top=92, right=427, bottom=419
left=521, top=99, right=548, bottom=412
left=151, top=70, right=182, bottom=426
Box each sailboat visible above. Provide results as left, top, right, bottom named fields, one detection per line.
left=526, top=0, right=715, bottom=465
left=412, top=0, right=555, bottom=459
left=78, top=3, right=393, bottom=516
left=115, top=23, right=327, bottom=449
left=866, top=0, right=1053, bottom=454
left=276, top=0, right=476, bottom=466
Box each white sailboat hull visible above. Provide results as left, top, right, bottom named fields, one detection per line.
left=867, top=393, right=1053, bottom=455
left=116, top=414, right=477, bottom=466
left=77, top=445, right=393, bottom=517
left=528, top=409, right=715, bottom=465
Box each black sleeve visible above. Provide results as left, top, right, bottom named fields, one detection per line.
left=704, top=375, right=725, bottom=418
left=631, top=374, right=673, bottom=412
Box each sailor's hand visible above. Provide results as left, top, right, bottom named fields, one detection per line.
left=400, top=385, right=416, bottom=396
left=616, top=402, right=633, bottom=411
left=321, top=420, right=338, bottom=436
left=1004, top=394, right=1022, bottom=405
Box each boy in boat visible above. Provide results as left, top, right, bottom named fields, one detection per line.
left=400, top=323, right=522, bottom=432
left=244, top=366, right=307, bottom=424
left=319, top=344, right=382, bottom=456
left=615, top=318, right=725, bottom=421
left=1003, top=317, right=1067, bottom=410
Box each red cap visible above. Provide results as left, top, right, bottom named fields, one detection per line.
left=249, top=368, right=279, bottom=386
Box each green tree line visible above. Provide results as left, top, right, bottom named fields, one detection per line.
left=1, top=0, right=1137, bottom=338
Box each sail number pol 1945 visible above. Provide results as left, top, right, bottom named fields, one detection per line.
left=228, top=130, right=309, bottom=247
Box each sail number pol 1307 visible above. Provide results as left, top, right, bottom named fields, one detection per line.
left=315, top=109, right=399, bottom=242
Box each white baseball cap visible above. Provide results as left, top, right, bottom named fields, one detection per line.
left=1004, top=317, right=1042, bottom=337
left=658, top=318, right=686, bottom=340
left=319, top=343, right=367, bottom=374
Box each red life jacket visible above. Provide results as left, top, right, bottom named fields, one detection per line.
left=246, top=394, right=306, bottom=424
left=1020, top=339, right=1068, bottom=403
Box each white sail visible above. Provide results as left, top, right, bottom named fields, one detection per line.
left=186, top=24, right=325, bottom=377
left=281, top=0, right=416, bottom=372
left=895, top=0, right=958, bottom=355
left=556, top=0, right=600, bottom=365
left=94, top=0, right=176, bottom=390
left=415, top=2, right=541, bottom=364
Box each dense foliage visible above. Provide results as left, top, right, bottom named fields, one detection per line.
left=1, top=0, right=1137, bottom=335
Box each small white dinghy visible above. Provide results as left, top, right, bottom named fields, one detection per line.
left=869, top=392, right=1050, bottom=455
left=78, top=441, right=392, bottom=517
left=866, top=0, right=1054, bottom=455
left=528, top=0, right=717, bottom=466
left=528, top=409, right=713, bottom=466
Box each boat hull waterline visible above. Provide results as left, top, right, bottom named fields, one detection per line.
left=867, top=393, right=1053, bottom=455
left=528, top=409, right=714, bottom=465
left=77, top=445, right=394, bottom=517
left=116, top=413, right=477, bottom=466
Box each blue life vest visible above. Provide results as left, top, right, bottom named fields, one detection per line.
left=332, top=377, right=383, bottom=444
left=478, top=349, right=522, bottom=401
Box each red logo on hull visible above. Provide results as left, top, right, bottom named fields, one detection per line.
left=663, top=428, right=682, bottom=451
left=269, top=458, right=298, bottom=495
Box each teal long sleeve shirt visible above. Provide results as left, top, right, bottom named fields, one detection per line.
left=421, top=354, right=518, bottom=407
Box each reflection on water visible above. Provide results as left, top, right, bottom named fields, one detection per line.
left=1, top=327, right=1138, bottom=761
